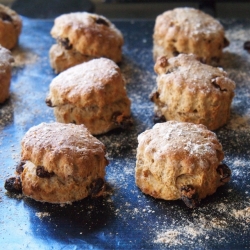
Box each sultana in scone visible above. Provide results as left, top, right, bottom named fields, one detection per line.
left=0, top=45, right=14, bottom=103
left=150, top=54, right=235, bottom=130
left=4, top=122, right=109, bottom=204
left=49, top=12, right=124, bottom=73
left=153, top=7, right=229, bottom=65
left=0, top=4, right=22, bottom=50
left=46, top=57, right=132, bottom=135
left=135, top=121, right=231, bottom=208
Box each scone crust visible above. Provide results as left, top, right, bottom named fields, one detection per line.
left=21, top=122, right=107, bottom=203
left=47, top=58, right=131, bottom=135
left=49, top=44, right=94, bottom=74
left=0, top=4, right=22, bottom=49
left=51, top=12, right=123, bottom=63
left=151, top=54, right=235, bottom=130
left=0, top=46, right=14, bottom=103
left=153, top=7, right=228, bottom=64
left=135, top=121, right=225, bottom=201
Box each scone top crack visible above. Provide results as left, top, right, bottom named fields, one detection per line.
left=46, top=58, right=132, bottom=135
left=5, top=122, right=109, bottom=204
left=135, top=121, right=231, bottom=208
left=151, top=54, right=236, bottom=130
left=153, top=7, right=229, bottom=65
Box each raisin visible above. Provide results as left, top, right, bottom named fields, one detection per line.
left=223, top=37, right=230, bottom=47
left=172, top=50, right=179, bottom=57
left=45, top=98, right=53, bottom=107
left=216, top=163, right=231, bottom=183
left=95, top=17, right=109, bottom=27
left=153, top=114, right=166, bottom=124
left=243, top=41, right=250, bottom=52
left=180, top=185, right=200, bottom=209
left=149, top=91, right=159, bottom=102
left=16, top=161, right=26, bottom=174
left=89, top=178, right=105, bottom=197
left=58, top=37, right=72, bottom=50
left=4, top=176, right=22, bottom=194
left=0, top=12, right=12, bottom=22
left=36, top=166, right=54, bottom=178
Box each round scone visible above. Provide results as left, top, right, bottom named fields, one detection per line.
left=153, top=7, right=229, bottom=64
left=46, top=58, right=132, bottom=135
left=0, top=4, right=22, bottom=50
left=135, top=121, right=231, bottom=208
left=150, top=54, right=236, bottom=130
left=50, top=12, right=124, bottom=73
left=4, top=122, right=108, bottom=204
left=0, top=46, right=14, bottom=103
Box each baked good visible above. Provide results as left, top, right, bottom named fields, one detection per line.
left=46, top=57, right=132, bottom=135
left=4, top=122, right=108, bottom=204
left=135, top=121, right=231, bottom=208
left=150, top=54, right=235, bottom=130
left=0, top=45, right=14, bottom=103
left=153, top=7, right=229, bottom=64
left=49, top=12, right=124, bottom=73
left=0, top=4, right=22, bottom=50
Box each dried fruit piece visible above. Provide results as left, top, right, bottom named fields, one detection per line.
left=16, top=161, right=26, bottom=174
left=243, top=41, right=250, bottom=52
left=0, top=12, right=12, bottom=22
left=36, top=166, right=54, bottom=178
left=216, top=163, right=231, bottom=183
left=95, top=17, right=109, bottom=27
left=180, top=185, right=200, bottom=208
left=4, top=176, right=22, bottom=193
left=58, top=37, right=72, bottom=50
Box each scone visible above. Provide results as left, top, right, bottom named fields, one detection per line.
left=135, top=121, right=231, bottom=208
left=46, top=58, right=132, bottom=135
left=153, top=7, right=229, bottom=64
left=150, top=54, right=235, bottom=130
left=0, top=46, right=14, bottom=103
left=0, top=4, right=22, bottom=50
left=49, top=12, right=124, bottom=73
left=4, top=122, right=108, bottom=204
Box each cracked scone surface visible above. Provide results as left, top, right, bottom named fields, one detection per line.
left=153, top=7, right=229, bottom=64
left=46, top=57, right=131, bottom=135
left=0, top=4, right=22, bottom=50
left=0, top=45, right=14, bottom=103
left=20, top=122, right=108, bottom=204
left=50, top=12, right=123, bottom=73
left=135, top=121, right=227, bottom=202
left=151, top=54, right=235, bottom=130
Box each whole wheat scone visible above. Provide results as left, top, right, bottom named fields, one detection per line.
left=153, top=7, right=229, bottom=64
left=46, top=58, right=132, bottom=135
left=135, top=121, right=231, bottom=208
left=4, top=122, right=109, bottom=204
left=150, top=54, right=236, bottom=130
left=0, top=46, right=14, bottom=103
left=50, top=12, right=124, bottom=73
left=0, top=4, right=22, bottom=50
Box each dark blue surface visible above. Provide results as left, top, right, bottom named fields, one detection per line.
left=0, top=17, right=250, bottom=249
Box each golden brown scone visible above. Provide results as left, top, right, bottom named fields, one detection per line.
left=135, top=121, right=231, bottom=208
left=50, top=12, right=123, bottom=73
left=0, top=45, right=14, bottom=103
left=46, top=58, right=132, bottom=135
left=0, top=4, right=22, bottom=50
left=153, top=7, right=229, bottom=64
left=150, top=54, right=235, bottom=130
left=4, top=122, right=108, bottom=204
